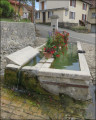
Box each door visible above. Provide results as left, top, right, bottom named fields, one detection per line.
left=91, top=24, right=96, bottom=33
left=42, top=2, right=44, bottom=10
left=42, top=12, right=46, bottom=23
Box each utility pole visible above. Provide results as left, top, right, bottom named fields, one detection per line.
left=32, top=0, right=36, bottom=30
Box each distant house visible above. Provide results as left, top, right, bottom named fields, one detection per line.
left=21, top=4, right=32, bottom=19
left=8, top=0, right=32, bottom=19
left=36, top=0, right=91, bottom=27
left=87, top=0, right=96, bottom=33
left=8, top=0, right=23, bottom=16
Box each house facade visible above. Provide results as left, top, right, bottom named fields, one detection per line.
left=87, top=0, right=96, bottom=33
left=36, top=0, right=90, bottom=26
left=8, top=0, right=32, bottom=19
left=8, top=0, right=23, bottom=16
left=21, top=5, right=32, bottom=19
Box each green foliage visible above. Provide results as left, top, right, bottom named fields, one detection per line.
left=0, top=7, right=2, bottom=17
left=46, top=35, right=54, bottom=49
left=43, top=31, right=69, bottom=58
left=71, top=26, right=87, bottom=31
left=0, top=0, right=14, bottom=18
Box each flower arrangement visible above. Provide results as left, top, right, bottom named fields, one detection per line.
left=43, top=31, right=69, bottom=58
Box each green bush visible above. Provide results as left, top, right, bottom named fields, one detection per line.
left=0, top=0, right=14, bottom=18
left=0, top=7, right=2, bottom=17
left=71, top=26, right=87, bottom=31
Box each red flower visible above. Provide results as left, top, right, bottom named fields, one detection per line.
left=53, top=46, right=56, bottom=48
left=44, top=48, right=46, bottom=51
left=62, top=52, right=64, bottom=55
left=56, top=54, right=60, bottom=57
left=67, top=33, right=69, bottom=36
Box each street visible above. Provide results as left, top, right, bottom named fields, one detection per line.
left=36, top=24, right=95, bottom=44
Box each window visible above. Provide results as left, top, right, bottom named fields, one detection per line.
left=92, top=13, right=96, bottom=18
left=48, top=11, right=53, bottom=18
left=83, top=3, right=87, bottom=10
left=69, top=12, right=75, bottom=19
left=36, top=12, right=40, bottom=19
left=82, top=14, right=86, bottom=21
left=70, top=0, right=76, bottom=7
left=65, top=10, right=68, bottom=16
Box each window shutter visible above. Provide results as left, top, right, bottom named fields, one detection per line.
left=85, top=15, right=86, bottom=21
left=70, top=0, right=72, bottom=6
left=39, top=12, right=40, bottom=18
left=75, top=0, right=76, bottom=7
left=69, top=12, right=71, bottom=19
left=74, top=12, right=75, bottom=19
left=82, top=14, right=83, bottom=20
left=48, top=11, right=49, bottom=18
left=83, top=3, right=84, bottom=10
left=86, top=4, right=87, bottom=10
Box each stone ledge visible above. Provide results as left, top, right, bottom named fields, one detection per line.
left=6, top=64, right=21, bottom=70
left=6, top=46, right=39, bottom=66
left=38, top=68, right=91, bottom=80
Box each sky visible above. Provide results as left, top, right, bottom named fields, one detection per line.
left=35, top=1, right=39, bottom=10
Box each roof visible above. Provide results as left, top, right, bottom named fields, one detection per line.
left=23, top=4, right=33, bottom=11
left=37, top=7, right=68, bottom=12
left=85, top=0, right=96, bottom=8
left=8, top=0, right=33, bottom=11
left=81, top=0, right=92, bottom=5
left=36, top=0, right=93, bottom=5
left=8, top=0, right=21, bottom=6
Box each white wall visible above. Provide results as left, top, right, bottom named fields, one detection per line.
left=63, top=0, right=90, bottom=24
left=46, top=0, right=69, bottom=9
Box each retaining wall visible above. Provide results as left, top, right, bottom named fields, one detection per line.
left=1, top=21, right=36, bottom=75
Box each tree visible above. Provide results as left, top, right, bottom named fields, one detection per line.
left=22, top=0, right=35, bottom=23
left=18, top=0, right=21, bottom=16
left=0, top=0, right=14, bottom=18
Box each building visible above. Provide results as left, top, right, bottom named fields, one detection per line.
left=8, top=0, right=23, bottom=16
left=8, top=0, right=32, bottom=19
left=21, top=4, right=32, bottom=19
left=36, top=0, right=91, bottom=27
left=87, top=0, right=96, bottom=33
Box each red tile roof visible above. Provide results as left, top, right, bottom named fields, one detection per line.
left=8, top=0, right=20, bottom=6
left=23, top=4, right=33, bottom=11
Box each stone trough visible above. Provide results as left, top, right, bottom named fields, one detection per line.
left=5, top=42, right=92, bottom=100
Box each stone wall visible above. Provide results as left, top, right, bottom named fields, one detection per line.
left=1, top=21, right=36, bottom=75
left=58, top=22, right=78, bottom=28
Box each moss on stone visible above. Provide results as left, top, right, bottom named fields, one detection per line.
left=4, top=69, right=19, bottom=86
left=21, top=72, right=50, bottom=95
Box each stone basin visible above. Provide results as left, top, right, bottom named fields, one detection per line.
left=4, top=42, right=92, bottom=100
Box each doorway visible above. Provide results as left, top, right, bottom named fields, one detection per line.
left=42, top=12, right=46, bottom=23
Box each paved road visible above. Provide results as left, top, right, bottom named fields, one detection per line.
left=36, top=24, right=95, bottom=44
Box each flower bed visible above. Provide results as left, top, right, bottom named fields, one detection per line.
left=42, top=31, right=69, bottom=58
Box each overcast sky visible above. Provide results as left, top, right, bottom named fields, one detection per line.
left=35, top=1, right=39, bottom=10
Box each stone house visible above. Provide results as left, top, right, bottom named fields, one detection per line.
left=36, top=0, right=91, bottom=27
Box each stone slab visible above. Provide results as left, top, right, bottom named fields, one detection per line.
left=6, top=46, right=39, bottom=66
left=6, top=64, right=21, bottom=70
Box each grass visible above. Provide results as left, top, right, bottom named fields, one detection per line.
left=0, top=18, right=14, bottom=22
left=71, top=26, right=87, bottom=30
left=0, top=18, right=31, bottom=23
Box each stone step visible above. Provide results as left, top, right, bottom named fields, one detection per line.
left=6, top=46, right=39, bottom=66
